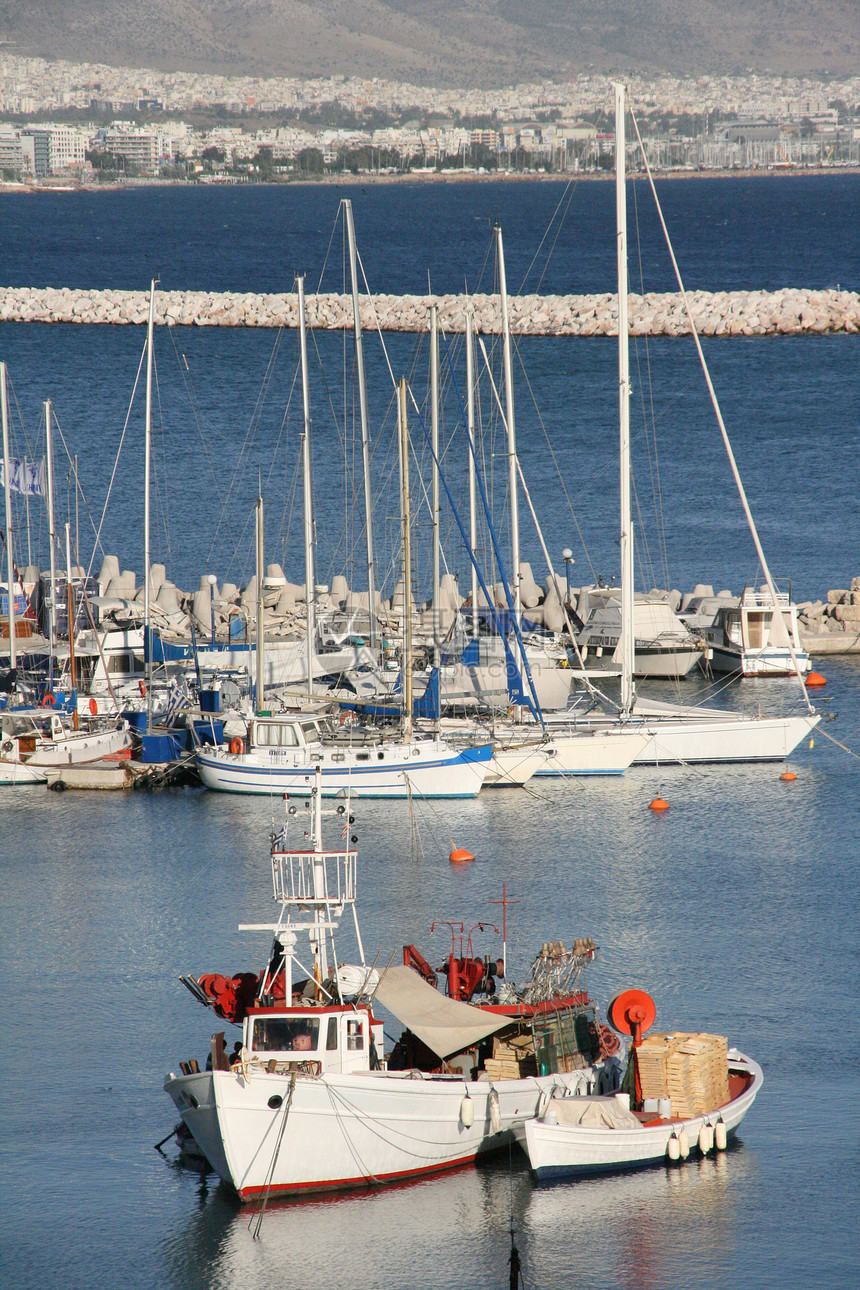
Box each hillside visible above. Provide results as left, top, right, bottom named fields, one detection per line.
left=1, top=1, right=858, bottom=85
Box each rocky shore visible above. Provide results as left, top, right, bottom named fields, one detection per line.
left=798, top=577, right=860, bottom=654
left=1, top=285, right=858, bottom=335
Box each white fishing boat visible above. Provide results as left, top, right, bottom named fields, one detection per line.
left=163, top=773, right=624, bottom=1198
left=705, top=585, right=812, bottom=677
left=514, top=987, right=762, bottom=1179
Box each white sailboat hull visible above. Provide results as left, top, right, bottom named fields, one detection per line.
left=196, top=740, right=491, bottom=797
left=165, top=1062, right=617, bottom=1199
left=514, top=1051, right=762, bottom=1179
left=632, top=712, right=818, bottom=764
left=532, top=729, right=649, bottom=776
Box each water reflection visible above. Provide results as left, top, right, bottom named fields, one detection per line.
left=158, top=1142, right=755, bottom=1290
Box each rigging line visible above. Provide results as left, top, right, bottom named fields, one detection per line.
left=49, top=408, right=108, bottom=573
left=205, top=327, right=285, bottom=567
left=628, top=101, right=814, bottom=716
left=249, top=1070, right=297, bottom=1240
left=518, top=175, right=580, bottom=296
left=511, top=338, right=598, bottom=585
left=630, top=182, right=671, bottom=592
left=152, top=352, right=172, bottom=563
left=814, top=725, right=860, bottom=762
left=165, top=326, right=222, bottom=497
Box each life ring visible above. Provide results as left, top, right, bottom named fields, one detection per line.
left=138, top=679, right=146, bottom=697
left=230, top=737, right=245, bottom=756
left=41, top=694, right=55, bottom=707
left=89, top=698, right=98, bottom=716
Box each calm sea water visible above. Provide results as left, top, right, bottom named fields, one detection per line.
left=0, top=176, right=858, bottom=1290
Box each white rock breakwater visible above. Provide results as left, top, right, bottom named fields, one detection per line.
left=1, top=286, right=858, bottom=335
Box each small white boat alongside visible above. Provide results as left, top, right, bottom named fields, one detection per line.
left=514, top=987, right=762, bottom=1180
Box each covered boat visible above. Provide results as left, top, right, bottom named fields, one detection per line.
left=514, top=987, right=762, bottom=1179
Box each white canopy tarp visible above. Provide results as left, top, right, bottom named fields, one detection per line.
left=373, top=965, right=512, bottom=1060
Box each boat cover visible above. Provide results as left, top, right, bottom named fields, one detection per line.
left=552, top=1097, right=642, bottom=1130
left=374, top=965, right=512, bottom=1060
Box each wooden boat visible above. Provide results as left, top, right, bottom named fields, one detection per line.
left=163, top=773, right=624, bottom=1198
left=514, top=987, right=762, bottom=1179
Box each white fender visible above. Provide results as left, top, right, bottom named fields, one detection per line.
left=678, top=1127, right=690, bottom=1159
left=488, top=1087, right=502, bottom=1134
left=459, top=1092, right=474, bottom=1128
left=667, top=1133, right=681, bottom=1162
left=715, top=1117, right=727, bottom=1151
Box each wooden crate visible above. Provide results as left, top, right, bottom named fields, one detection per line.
left=637, top=1032, right=729, bottom=1115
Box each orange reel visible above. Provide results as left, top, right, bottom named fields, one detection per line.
left=607, top=989, right=657, bottom=1043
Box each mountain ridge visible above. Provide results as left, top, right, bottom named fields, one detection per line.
left=2, top=1, right=857, bottom=86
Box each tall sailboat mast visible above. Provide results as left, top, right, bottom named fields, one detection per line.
left=44, top=400, right=58, bottom=672
left=0, top=363, right=16, bottom=678
left=64, top=522, right=79, bottom=730
left=255, top=495, right=265, bottom=712
left=429, top=303, right=441, bottom=724
left=143, top=280, right=155, bottom=735
left=465, top=309, right=479, bottom=640
left=297, top=275, right=316, bottom=697
left=495, top=224, right=521, bottom=624
left=343, top=199, right=377, bottom=650
left=398, top=378, right=413, bottom=743
left=615, top=84, right=636, bottom=714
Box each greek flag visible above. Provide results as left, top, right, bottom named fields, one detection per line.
left=0, top=457, right=46, bottom=497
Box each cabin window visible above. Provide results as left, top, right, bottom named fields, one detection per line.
left=326, top=1017, right=339, bottom=1051
left=300, top=722, right=320, bottom=739
left=346, top=1018, right=364, bottom=1051
left=356, top=753, right=370, bottom=762
left=257, top=724, right=300, bottom=748
left=251, top=1017, right=320, bottom=1052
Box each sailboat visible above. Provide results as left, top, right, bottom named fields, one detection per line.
left=546, top=85, right=819, bottom=765
left=196, top=299, right=491, bottom=799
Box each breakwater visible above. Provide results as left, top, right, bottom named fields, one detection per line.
left=1, top=286, right=858, bottom=335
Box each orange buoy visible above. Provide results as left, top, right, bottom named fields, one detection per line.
left=449, top=848, right=474, bottom=864
left=648, top=797, right=670, bottom=812
left=805, top=672, right=827, bottom=687
left=780, top=770, right=797, bottom=781
left=89, top=697, right=98, bottom=716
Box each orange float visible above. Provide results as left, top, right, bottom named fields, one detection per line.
left=449, top=848, right=475, bottom=864
left=805, top=672, right=827, bottom=687
left=649, top=796, right=669, bottom=812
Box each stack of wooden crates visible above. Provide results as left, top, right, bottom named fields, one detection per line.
left=636, top=1032, right=730, bottom=1117
left=483, top=1031, right=538, bottom=1079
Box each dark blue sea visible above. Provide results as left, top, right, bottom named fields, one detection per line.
left=0, top=174, right=858, bottom=1290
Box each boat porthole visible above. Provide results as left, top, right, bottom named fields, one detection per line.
left=268, top=1095, right=283, bottom=1110
left=188, top=1094, right=199, bottom=1109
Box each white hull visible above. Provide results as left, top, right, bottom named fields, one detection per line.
left=27, top=724, right=131, bottom=766
left=633, top=712, right=818, bottom=764
left=532, top=729, right=649, bottom=777
left=708, top=645, right=812, bottom=677
left=483, top=744, right=548, bottom=786
left=165, top=1061, right=619, bottom=1198
left=634, top=649, right=701, bottom=679
left=196, top=740, right=491, bottom=797
left=0, top=758, right=47, bottom=785
left=546, top=707, right=819, bottom=765
left=515, top=1051, right=762, bottom=1179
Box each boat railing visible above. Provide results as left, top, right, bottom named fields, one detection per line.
left=270, top=847, right=357, bottom=909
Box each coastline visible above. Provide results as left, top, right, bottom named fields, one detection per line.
left=2, top=164, right=859, bottom=194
